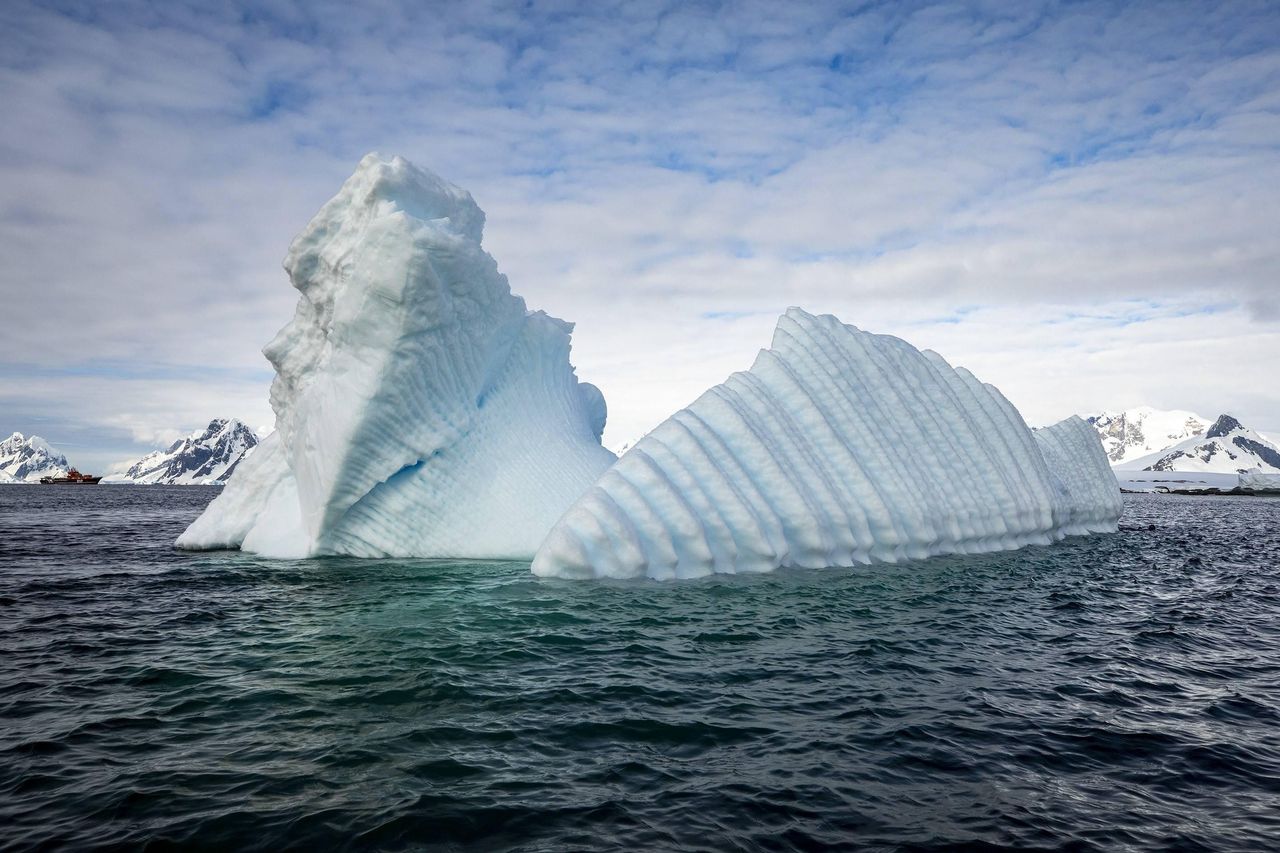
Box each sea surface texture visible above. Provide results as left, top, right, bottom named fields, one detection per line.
left=3, top=486, right=1279, bottom=851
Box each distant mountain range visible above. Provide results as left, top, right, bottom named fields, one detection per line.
left=1, top=419, right=259, bottom=486
left=0, top=433, right=69, bottom=483
left=105, top=419, right=259, bottom=485
left=1085, top=408, right=1280, bottom=475
left=1085, top=407, right=1210, bottom=466
left=6, top=407, right=1277, bottom=486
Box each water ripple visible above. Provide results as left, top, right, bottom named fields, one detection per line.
left=2, top=486, right=1280, bottom=850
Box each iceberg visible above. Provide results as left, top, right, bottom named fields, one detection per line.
left=1239, top=469, right=1280, bottom=492
left=532, top=309, right=1121, bottom=579
left=178, top=154, right=615, bottom=558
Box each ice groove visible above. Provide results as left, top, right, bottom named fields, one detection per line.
left=178, top=154, right=615, bottom=558
left=533, top=308, right=1122, bottom=579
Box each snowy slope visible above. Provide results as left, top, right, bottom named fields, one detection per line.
left=1117, top=414, right=1280, bottom=474
left=178, top=154, right=615, bottom=558
left=107, top=419, right=258, bottom=485
left=533, top=309, right=1121, bottom=580
left=0, top=433, right=69, bottom=483
left=1085, top=407, right=1209, bottom=466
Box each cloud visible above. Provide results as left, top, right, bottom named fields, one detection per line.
left=0, top=0, right=1277, bottom=463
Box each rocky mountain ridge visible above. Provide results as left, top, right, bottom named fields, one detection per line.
left=0, top=433, right=69, bottom=483
left=1087, top=408, right=1280, bottom=475
left=1117, top=414, right=1280, bottom=475
left=107, top=419, right=259, bottom=485
left=1085, top=407, right=1209, bottom=466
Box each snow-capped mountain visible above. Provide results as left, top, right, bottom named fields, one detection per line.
left=1117, top=414, right=1280, bottom=474
left=0, top=432, right=69, bottom=483
left=1085, top=407, right=1210, bottom=466
left=108, top=419, right=258, bottom=485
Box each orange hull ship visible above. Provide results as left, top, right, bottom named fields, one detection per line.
left=40, top=468, right=102, bottom=485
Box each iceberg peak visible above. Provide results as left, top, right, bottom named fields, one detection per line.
left=179, top=154, right=614, bottom=558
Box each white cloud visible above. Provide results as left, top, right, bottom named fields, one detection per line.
left=0, top=0, right=1276, bottom=462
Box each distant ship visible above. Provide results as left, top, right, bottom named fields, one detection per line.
left=39, top=468, right=102, bottom=485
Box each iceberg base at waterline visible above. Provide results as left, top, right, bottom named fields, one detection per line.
left=532, top=309, right=1122, bottom=580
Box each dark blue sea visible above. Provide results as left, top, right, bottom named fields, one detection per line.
left=2, top=486, right=1279, bottom=851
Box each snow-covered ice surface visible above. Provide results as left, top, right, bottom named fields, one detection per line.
left=1115, top=472, right=1239, bottom=493
left=178, top=154, right=615, bottom=558
left=533, top=309, right=1121, bottom=580
left=1239, top=470, right=1280, bottom=491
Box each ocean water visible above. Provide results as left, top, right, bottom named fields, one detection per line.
left=2, top=486, right=1279, bottom=852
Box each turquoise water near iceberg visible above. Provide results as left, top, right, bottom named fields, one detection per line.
left=2, top=485, right=1280, bottom=850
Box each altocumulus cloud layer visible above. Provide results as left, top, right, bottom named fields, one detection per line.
left=0, top=0, right=1277, bottom=471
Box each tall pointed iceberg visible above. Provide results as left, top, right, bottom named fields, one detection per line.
left=178, top=154, right=615, bottom=558
left=533, top=309, right=1121, bottom=579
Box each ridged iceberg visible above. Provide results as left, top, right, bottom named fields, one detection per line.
left=533, top=309, right=1121, bottom=579
left=178, top=154, right=615, bottom=558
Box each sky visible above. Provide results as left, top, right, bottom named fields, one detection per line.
left=1, top=0, right=1278, bottom=473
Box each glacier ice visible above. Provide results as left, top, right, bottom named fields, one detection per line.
left=1239, top=469, right=1280, bottom=491
left=178, top=154, right=615, bottom=558
left=532, top=308, right=1122, bottom=580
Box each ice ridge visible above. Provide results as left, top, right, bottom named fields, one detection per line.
left=532, top=308, right=1121, bottom=579
left=178, top=154, right=615, bottom=558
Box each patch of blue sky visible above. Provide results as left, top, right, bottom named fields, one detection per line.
left=781, top=246, right=880, bottom=264
left=1044, top=300, right=1233, bottom=328
left=1168, top=302, right=1232, bottom=319
left=653, top=149, right=747, bottom=184
left=1055, top=311, right=1151, bottom=328
left=782, top=232, right=920, bottom=265
left=231, top=6, right=322, bottom=44
left=906, top=305, right=983, bottom=326
left=0, top=361, right=274, bottom=384
left=510, top=164, right=567, bottom=179
left=248, top=80, right=310, bottom=120
left=629, top=245, right=705, bottom=274
left=1045, top=115, right=1206, bottom=171
left=1, top=409, right=134, bottom=450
